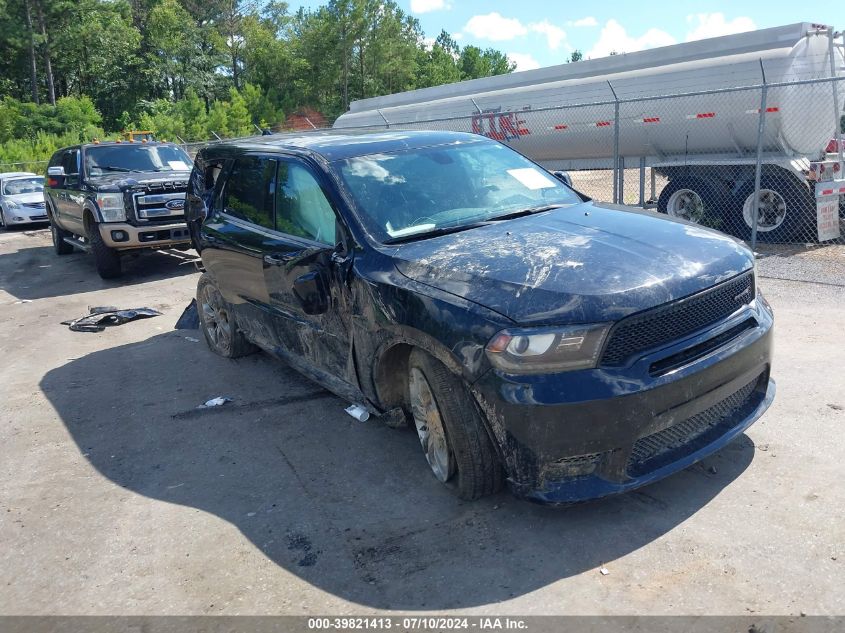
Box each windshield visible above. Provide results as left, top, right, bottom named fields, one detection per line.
left=335, top=141, right=580, bottom=242
left=85, top=145, right=193, bottom=175
left=3, top=177, right=44, bottom=195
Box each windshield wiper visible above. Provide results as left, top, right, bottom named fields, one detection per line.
left=486, top=203, right=568, bottom=222
left=95, top=166, right=135, bottom=173
left=383, top=220, right=490, bottom=244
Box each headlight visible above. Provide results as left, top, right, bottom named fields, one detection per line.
left=485, top=323, right=611, bottom=374
left=6, top=200, right=19, bottom=209
left=96, top=193, right=126, bottom=222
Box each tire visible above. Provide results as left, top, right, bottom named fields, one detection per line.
left=657, top=176, right=729, bottom=232
left=197, top=273, right=257, bottom=358
left=735, top=175, right=814, bottom=243
left=88, top=223, right=122, bottom=278
left=50, top=213, right=74, bottom=255
left=407, top=348, right=503, bottom=500
left=0, top=207, right=6, bottom=230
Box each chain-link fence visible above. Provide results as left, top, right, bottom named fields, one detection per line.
left=338, top=70, right=845, bottom=252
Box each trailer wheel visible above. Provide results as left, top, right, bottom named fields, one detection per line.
left=736, top=175, right=814, bottom=243
left=657, top=177, right=728, bottom=231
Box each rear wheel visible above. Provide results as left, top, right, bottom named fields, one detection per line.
left=407, top=348, right=503, bottom=500
left=658, top=176, right=729, bottom=232
left=736, top=175, right=814, bottom=243
left=50, top=213, right=74, bottom=255
left=197, top=273, right=257, bottom=358
left=88, top=223, right=122, bottom=278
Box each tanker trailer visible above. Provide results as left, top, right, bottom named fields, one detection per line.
left=333, top=22, right=845, bottom=243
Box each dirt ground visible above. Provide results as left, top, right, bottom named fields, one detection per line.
left=0, top=227, right=843, bottom=615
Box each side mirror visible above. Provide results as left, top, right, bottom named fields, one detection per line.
left=292, top=268, right=330, bottom=315
left=47, top=166, right=65, bottom=187
left=551, top=170, right=572, bottom=187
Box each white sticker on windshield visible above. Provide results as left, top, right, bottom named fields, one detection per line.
left=168, top=160, right=189, bottom=170
left=507, top=168, right=557, bottom=190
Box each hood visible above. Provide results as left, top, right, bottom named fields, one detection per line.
left=91, top=171, right=189, bottom=191
left=391, top=202, right=753, bottom=325
left=5, top=192, right=45, bottom=205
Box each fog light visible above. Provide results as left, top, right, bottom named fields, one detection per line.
left=111, top=230, right=129, bottom=242
left=13, top=216, right=24, bottom=222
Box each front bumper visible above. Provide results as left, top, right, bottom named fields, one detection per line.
left=3, top=208, right=48, bottom=225
left=472, top=301, right=774, bottom=504
left=98, top=222, right=191, bottom=249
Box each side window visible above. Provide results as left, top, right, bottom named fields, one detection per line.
left=221, top=156, right=276, bottom=230
left=61, top=150, right=79, bottom=175
left=275, top=162, right=336, bottom=245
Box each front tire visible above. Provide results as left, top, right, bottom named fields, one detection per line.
left=197, top=273, right=257, bottom=358
left=408, top=348, right=503, bottom=500
left=88, top=224, right=122, bottom=278
left=0, top=207, right=6, bottom=229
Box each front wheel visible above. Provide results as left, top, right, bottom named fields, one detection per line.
left=88, top=224, right=122, bottom=278
left=0, top=208, right=6, bottom=229
left=407, top=348, right=503, bottom=500
left=197, top=273, right=257, bottom=358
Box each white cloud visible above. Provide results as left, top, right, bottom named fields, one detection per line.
left=452, top=32, right=463, bottom=41
left=410, top=0, right=450, bottom=14
left=464, top=12, right=527, bottom=41
left=587, top=19, right=676, bottom=58
left=685, top=13, right=756, bottom=41
left=507, top=52, right=541, bottom=71
left=568, top=16, right=598, bottom=28
left=529, top=20, right=566, bottom=50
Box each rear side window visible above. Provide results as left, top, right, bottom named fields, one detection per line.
left=275, top=162, right=336, bottom=245
left=61, top=150, right=79, bottom=175
left=221, top=156, right=276, bottom=230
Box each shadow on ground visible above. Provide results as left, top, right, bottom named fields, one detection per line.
left=40, top=332, right=755, bottom=610
left=0, top=228, right=198, bottom=301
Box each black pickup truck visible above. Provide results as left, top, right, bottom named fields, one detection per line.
left=45, top=141, right=193, bottom=278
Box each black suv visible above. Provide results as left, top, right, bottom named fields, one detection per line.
left=45, top=141, right=193, bottom=278
left=186, top=130, right=775, bottom=504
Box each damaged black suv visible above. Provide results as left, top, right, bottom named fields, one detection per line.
left=186, top=130, right=775, bottom=504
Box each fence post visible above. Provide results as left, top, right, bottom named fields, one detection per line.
left=751, top=60, right=769, bottom=250
left=829, top=29, right=844, bottom=174
left=608, top=81, right=620, bottom=204
left=638, top=157, right=646, bottom=207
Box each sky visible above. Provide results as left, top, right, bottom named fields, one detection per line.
left=285, top=1, right=842, bottom=70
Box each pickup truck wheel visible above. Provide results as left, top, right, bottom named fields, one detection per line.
left=407, top=348, right=503, bottom=500
left=88, top=224, right=122, bottom=278
left=50, top=216, right=74, bottom=255
left=197, top=273, right=256, bottom=358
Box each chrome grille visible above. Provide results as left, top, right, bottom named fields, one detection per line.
left=132, top=191, right=186, bottom=221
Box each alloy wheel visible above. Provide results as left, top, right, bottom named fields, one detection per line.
left=201, top=285, right=232, bottom=352
left=409, top=367, right=455, bottom=483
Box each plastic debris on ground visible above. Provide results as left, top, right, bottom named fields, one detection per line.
left=61, top=306, right=162, bottom=332
left=199, top=396, right=232, bottom=409
left=174, top=299, right=199, bottom=329
left=345, top=404, right=370, bottom=422
left=599, top=567, right=610, bottom=576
